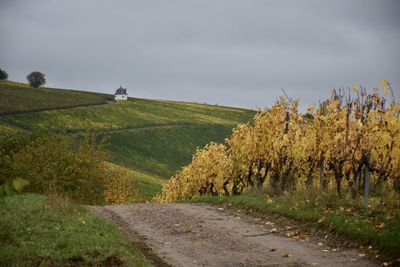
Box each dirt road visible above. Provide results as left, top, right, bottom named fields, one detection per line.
left=90, top=203, right=376, bottom=267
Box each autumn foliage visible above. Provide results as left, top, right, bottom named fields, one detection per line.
left=0, top=132, right=138, bottom=204
left=160, top=81, right=400, bottom=202
left=103, top=163, right=143, bottom=204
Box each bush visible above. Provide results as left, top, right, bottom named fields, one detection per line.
left=26, top=71, right=46, bottom=88
left=0, top=68, right=8, bottom=80
left=0, top=132, right=106, bottom=204
left=103, top=164, right=143, bottom=204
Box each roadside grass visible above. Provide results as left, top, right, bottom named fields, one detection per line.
left=0, top=80, right=112, bottom=114
left=0, top=193, right=152, bottom=266
left=190, top=190, right=400, bottom=258
left=105, top=124, right=235, bottom=177
left=3, top=98, right=254, bottom=133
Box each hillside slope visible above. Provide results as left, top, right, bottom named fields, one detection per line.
left=2, top=97, right=252, bottom=132
left=0, top=80, right=113, bottom=114
left=105, top=124, right=234, bottom=177
left=0, top=80, right=255, bottom=197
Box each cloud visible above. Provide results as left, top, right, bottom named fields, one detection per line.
left=1, top=0, right=399, bottom=109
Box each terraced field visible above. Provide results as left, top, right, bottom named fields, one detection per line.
left=2, top=98, right=252, bottom=133
left=0, top=80, right=112, bottom=114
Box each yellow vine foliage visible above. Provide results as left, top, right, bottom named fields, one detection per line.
left=160, top=82, right=400, bottom=201
left=160, top=143, right=230, bottom=202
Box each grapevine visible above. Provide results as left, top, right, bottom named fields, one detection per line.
left=160, top=82, right=400, bottom=202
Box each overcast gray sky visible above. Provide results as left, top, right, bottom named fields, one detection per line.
left=1, top=0, right=399, bottom=109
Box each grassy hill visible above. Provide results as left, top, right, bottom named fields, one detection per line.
left=2, top=97, right=252, bottom=132
left=0, top=80, right=255, bottom=198
left=0, top=80, right=113, bottom=115
left=105, top=124, right=234, bottom=177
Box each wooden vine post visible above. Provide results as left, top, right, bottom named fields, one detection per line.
left=364, top=162, right=370, bottom=208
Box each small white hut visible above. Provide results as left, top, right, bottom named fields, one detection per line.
left=114, top=86, right=128, bottom=101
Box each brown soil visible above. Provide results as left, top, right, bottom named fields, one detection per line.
left=90, top=203, right=377, bottom=267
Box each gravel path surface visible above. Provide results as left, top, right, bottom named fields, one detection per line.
left=90, top=203, right=376, bottom=267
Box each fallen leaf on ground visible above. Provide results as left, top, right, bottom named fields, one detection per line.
left=281, top=252, right=292, bottom=257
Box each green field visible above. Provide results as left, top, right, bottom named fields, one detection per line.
left=105, top=124, right=235, bottom=177
left=0, top=121, right=22, bottom=134
left=2, top=98, right=253, bottom=133
left=0, top=80, right=112, bottom=114
left=0, top=193, right=152, bottom=266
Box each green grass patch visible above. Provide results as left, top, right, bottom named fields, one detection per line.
left=3, top=98, right=254, bottom=132
left=0, top=80, right=112, bottom=114
left=0, top=121, right=23, bottom=135
left=114, top=166, right=165, bottom=202
left=0, top=193, right=152, bottom=266
left=105, top=124, right=235, bottom=178
left=190, top=191, right=400, bottom=258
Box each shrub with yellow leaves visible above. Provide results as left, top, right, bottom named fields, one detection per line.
left=0, top=131, right=141, bottom=204
left=103, top=163, right=142, bottom=204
